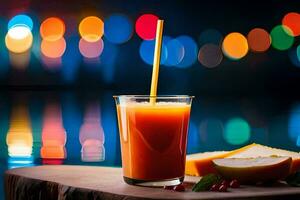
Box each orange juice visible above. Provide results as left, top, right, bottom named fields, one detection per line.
left=116, top=102, right=191, bottom=183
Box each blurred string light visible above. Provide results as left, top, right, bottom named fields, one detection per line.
left=40, top=102, right=67, bottom=164
left=247, top=28, right=271, bottom=52
left=270, top=25, right=294, bottom=51
left=199, top=29, right=223, bottom=46
left=79, top=102, right=105, bottom=162
left=5, top=25, right=33, bottom=53
left=41, top=38, right=66, bottom=58
left=282, top=12, right=300, bottom=37
left=79, top=16, right=104, bottom=42
left=176, top=35, right=198, bottom=68
left=198, top=43, right=223, bottom=68
left=289, top=45, right=300, bottom=67
left=135, top=14, right=158, bottom=40
left=288, top=103, right=300, bottom=146
left=224, top=117, right=250, bottom=145
left=79, top=38, right=104, bottom=59
left=222, top=32, right=248, bottom=60
left=139, top=38, right=167, bottom=65
left=104, top=14, right=133, bottom=44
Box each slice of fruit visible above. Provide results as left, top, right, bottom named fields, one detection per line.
left=228, top=143, right=300, bottom=173
left=212, top=157, right=292, bottom=183
left=185, top=144, right=259, bottom=176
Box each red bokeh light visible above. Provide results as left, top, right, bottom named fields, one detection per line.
left=282, top=12, right=300, bottom=36
left=135, top=14, right=159, bottom=40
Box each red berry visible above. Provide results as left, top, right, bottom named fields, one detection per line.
left=210, top=184, right=219, bottom=191
left=163, top=185, right=174, bottom=190
left=218, top=184, right=228, bottom=192
left=221, top=180, right=229, bottom=187
left=229, top=179, right=240, bottom=188
left=173, top=184, right=185, bottom=192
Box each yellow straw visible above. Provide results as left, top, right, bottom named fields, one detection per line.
left=150, top=20, right=164, bottom=104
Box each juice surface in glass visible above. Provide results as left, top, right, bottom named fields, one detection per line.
left=115, top=96, right=192, bottom=186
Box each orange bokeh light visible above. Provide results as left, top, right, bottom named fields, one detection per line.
left=79, top=16, right=104, bottom=42
left=222, top=32, right=248, bottom=60
left=247, top=28, right=271, bottom=52
left=282, top=12, right=300, bottom=36
left=40, top=17, right=65, bottom=41
left=41, top=37, right=66, bottom=58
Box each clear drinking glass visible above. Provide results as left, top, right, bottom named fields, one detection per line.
left=114, top=95, right=193, bottom=187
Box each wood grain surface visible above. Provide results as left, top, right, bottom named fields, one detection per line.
left=4, top=165, right=300, bottom=200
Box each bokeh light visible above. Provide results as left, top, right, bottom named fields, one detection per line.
left=9, top=51, right=30, bottom=70
left=177, top=35, right=198, bottom=68
left=247, top=28, right=271, bottom=52
left=40, top=17, right=65, bottom=41
left=79, top=16, right=104, bottom=42
left=289, top=45, right=300, bottom=67
left=199, top=29, right=223, bottom=46
left=79, top=38, right=104, bottom=58
left=282, top=12, right=300, bottom=36
left=8, top=14, right=33, bottom=30
left=224, top=118, right=251, bottom=145
left=41, top=37, right=66, bottom=58
left=139, top=39, right=167, bottom=65
left=198, top=43, right=223, bottom=68
left=270, top=25, right=294, bottom=51
left=288, top=104, right=300, bottom=147
left=80, top=102, right=105, bottom=162
left=104, top=14, right=133, bottom=44
left=165, top=38, right=184, bottom=66
left=5, top=26, right=33, bottom=53
left=135, top=14, right=158, bottom=40
left=222, top=32, right=248, bottom=60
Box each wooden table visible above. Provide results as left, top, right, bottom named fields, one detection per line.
left=5, top=165, right=300, bottom=200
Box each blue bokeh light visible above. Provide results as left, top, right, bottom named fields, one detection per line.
left=8, top=14, right=33, bottom=30
left=176, top=35, right=198, bottom=68
left=199, top=29, right=223, bottom=46
left=165, top=38, right=184, bottom=66
left=289, top=45, right=300, bottom=67
left=139, top=38, right=167, bottom=65
left=104, top=14, right=133, bottom=44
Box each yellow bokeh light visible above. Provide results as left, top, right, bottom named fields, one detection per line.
left=222, top=32, right=248, bottom=60
left=40, top=17, right=65, bottom=41
left=5, top=26, right=33, bottom=53
left=79, top=16, right=104, bottom=42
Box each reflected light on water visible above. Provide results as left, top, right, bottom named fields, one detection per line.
left=40, top=102, right=67, bottom=161
left=41, top=37, right=66, bottom=58
left=6, top=103, right=33, bottom=157
left=9, top=51, right=30, bottom=70
left=80, top=102, right=105, bottom=162
left=224, top=118, right=251, bottom=145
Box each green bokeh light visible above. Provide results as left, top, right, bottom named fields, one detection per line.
left=297, top=45, right=300, bottom=61
left=224, top=118, right=250, bottom=145
left=271, top=25, right=294, bottom=51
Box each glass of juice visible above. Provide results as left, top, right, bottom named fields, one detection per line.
left=114, top=95, right=193, bottom=187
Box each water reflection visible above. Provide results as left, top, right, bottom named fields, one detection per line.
left=6, top=101, right=34, bottom=169
left=40, top=101, right=67, bottom=164
left=80, top=102, right=105, bottom=162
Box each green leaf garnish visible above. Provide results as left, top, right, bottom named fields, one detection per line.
left=285, top=171, right=300, bottom=187
left=192, top=174, right=222, bottom=192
